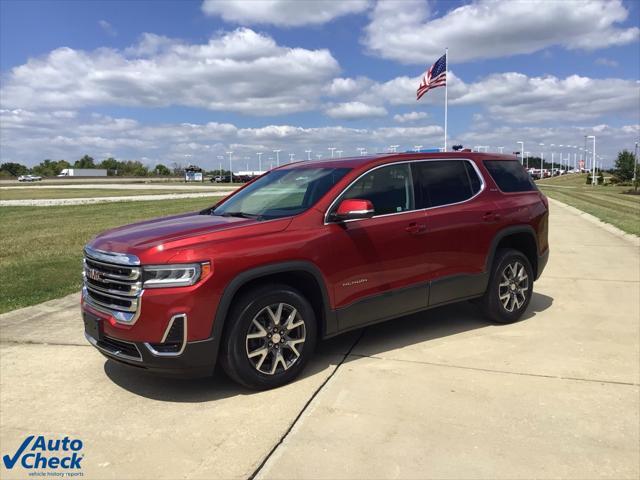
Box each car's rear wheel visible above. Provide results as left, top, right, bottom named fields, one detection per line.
left=220, top=284, right=317, bottom=389
left=481, top=248, right=533, bottom=324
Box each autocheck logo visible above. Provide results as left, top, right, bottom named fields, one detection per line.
left=3, top=435, right=84, bottom=471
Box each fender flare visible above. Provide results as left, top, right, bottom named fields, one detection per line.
left=208, top=261, right=335, bottom=357
left=485, top=225, right=539, bottom=274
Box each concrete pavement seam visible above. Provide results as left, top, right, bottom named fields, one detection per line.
left=249, top=328, right=367, bottom=480
left=348, top=354, right=640, bottom=387
left=0, top=339, right=90, bottom=347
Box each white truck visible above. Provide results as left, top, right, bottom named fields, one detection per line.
left=57, top=168, right=108, bottom=177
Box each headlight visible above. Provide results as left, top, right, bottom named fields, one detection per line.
left=142, top=262, right=211, bottom=288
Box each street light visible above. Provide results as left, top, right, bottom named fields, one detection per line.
left=328, top=147, right=336, bottom=158
left=634, top=142, right=638, bottom=190
left=336, top=150, right=343, bottom=158
left=414, top=145, right=423, bottom=152
left=289, top=153, right=295, bottom=163
left=273, top=149, right=281, bottom=167
left=226, top=151, right=233, bottom=183
left=257, top=152, right=263, bottom=172
left=305, top=149, right=312, bottom=161
left=357, top=147, right=365, bottom=156
left=517, top=141, right=524, bottom=165
left=586, top=135, right=596, bottom=185
left=539, top=143, right=545, bottom=176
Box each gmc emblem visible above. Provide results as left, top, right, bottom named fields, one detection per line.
left=86, top=268, right=103, bottom=281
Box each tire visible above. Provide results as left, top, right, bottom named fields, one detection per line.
left=220, top=283, right=317, bottom=389
left=480, top=248, right=534, bottom=324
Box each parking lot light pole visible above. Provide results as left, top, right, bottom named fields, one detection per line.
left=586, top=136, right=596, bottom=185
left=633, top=142, right=638, bottom=190
left=517, top=141, right=524, bottom=164
left=539, top=143, right=544, bottom=176
left=305, top=149, right=312, bottom=160
left=273, top=149, right=281, bottom=167
left=257, top=152, right=263, bottom=172
left=289, top=153, right=295, bottom=163
left=328, top=147, right=336, bottom=158
left=226, top=151, right=233, bottom=182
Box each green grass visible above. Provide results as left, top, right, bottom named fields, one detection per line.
left=0, top=188, right=226, bottom=200
left=0, top=197, right=222, bottom=313
left=537, top=174, right=640, bottom=236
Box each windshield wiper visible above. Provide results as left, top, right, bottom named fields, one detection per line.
left=219, top=211, right=262, bottom=220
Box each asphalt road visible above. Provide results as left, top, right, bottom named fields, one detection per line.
left=1, top=199, right=638, bottom=479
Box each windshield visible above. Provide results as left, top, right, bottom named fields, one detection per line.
left=212, top=167, right=350, bottom=220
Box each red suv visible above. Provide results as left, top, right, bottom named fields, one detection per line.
left=82, top=153, right=549, bottom=389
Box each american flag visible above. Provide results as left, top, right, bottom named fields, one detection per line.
left=417, top=53, right=447, bottom=100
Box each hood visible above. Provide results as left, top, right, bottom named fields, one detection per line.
left=89, top=212, right=288, bottom=255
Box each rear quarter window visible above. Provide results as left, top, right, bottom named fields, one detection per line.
left=484, top=160, right=537, bottom=193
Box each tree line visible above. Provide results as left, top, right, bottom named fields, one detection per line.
left=0, top=155, right=174, bottom=178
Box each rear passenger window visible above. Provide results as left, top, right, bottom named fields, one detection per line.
left=342, top=164, right=414, bottom=215
left=412, top=160, right=480, bottom=208
left=484, top=160, right=537, bottom=192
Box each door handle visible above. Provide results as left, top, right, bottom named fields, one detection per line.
left=405, top=222, right=427, bottom=235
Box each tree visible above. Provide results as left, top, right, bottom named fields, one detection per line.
left=99, top=157, right=120, bottom=175
left=32, top=159, right=70, bottom=177
left=74, top=155, right=95, bottom=169
left=154, top=164, right=171, bottom=176
left=614, top=149, right=636, bottom=182
left=0, top=162, right=29, bottom=177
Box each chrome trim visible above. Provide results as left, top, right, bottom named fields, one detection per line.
left=84, top=245, right=140, bottom=266
left=83, top=258, right=141, bottom=281
left=84, top=331, right=143, bottom=363
left=84, top=276, right=141, bottom=297
left=324, top=158, right=486, bottom=225
left=85, top=284, right=139, bottom=308
left=82, top=286, right=142, bottom=324
left=144, top=314, right=187, bottom=357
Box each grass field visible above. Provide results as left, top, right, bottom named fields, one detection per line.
left=537, top=174, right=639, bottom=235
left=0, top=188, right=224, bottom=200
left=0, top=197, right=222, bottom=313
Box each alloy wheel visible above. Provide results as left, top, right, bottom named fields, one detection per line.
left=498, top=261, right=529, bottom=313
left=245, top=302, right=306, bottom=375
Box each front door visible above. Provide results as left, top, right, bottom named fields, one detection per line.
left=324, top=163, right=430, bottom=330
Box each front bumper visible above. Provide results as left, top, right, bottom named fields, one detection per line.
left=82, top=290, right=220, bottom=378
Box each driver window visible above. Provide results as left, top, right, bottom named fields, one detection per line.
left=342, top=164, right=414, bottom=215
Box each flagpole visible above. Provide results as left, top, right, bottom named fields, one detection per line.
left=444, top=47, right=448, bottom=152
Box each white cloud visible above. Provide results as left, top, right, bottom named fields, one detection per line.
left=325, top=101, right=387, bottom=120
left=3, top=109, right=636, bottom=169
left=98, top=20, right=117, bottom=37
left=595, top=57, right=619, bottom=68
left=452, top=73, right=640, bottom=123
left=364, top=0, right=639, bottom=64
left=393, top=111, right=428, bottom=123
left=201, top=0, right=370, bottom=27
left=0, top=28, right=340, bottom=115
left=324, top=77, right=373, bottom=97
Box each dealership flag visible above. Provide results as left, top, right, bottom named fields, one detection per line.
left=416, top=50, right=448, bottom=151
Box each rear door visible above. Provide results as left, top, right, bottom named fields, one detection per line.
left=412, top=159, right=498, bottom=306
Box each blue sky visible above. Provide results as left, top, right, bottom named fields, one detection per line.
left=1, top=0, right=639, bottom=170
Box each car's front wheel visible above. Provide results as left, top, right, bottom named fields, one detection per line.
left=220, top=284, right=317, bottom=389
left=481, top=248, right=533, bottom=324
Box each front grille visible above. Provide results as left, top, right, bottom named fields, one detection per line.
left=83, top=248, right=142, bottom=319
left=97, top=335, right=142, bottom=360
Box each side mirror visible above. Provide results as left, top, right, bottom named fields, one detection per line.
left=333, top=198, right=375, bottom=221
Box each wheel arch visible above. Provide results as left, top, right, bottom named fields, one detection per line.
left=209, top=261, right=335, bottom=360
left=486, top=226, right=540, bottom=279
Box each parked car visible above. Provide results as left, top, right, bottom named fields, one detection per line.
left=17, top=174, right=42, bottom=182
left=82, top=153, right=549, bottom=389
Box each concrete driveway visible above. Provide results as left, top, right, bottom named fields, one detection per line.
left=1, top=199, right=638, bottom=479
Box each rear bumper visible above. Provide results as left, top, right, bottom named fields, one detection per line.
left=85, top=331, right=218, bottom=378
left=536, top=248, right=549, bottom=280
